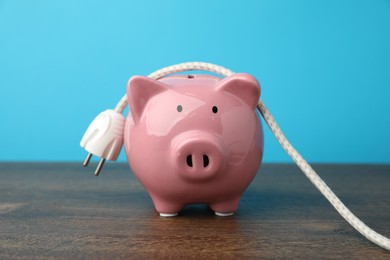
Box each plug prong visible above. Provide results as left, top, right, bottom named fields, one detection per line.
left=83, top=153, right=93, bottom=167
left=94, top=158, right=106, bottom=176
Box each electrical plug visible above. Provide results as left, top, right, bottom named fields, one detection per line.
left=80, top=109, right=125, bottom=176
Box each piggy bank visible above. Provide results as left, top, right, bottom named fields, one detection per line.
left=124, top=73, right=263, bottom=217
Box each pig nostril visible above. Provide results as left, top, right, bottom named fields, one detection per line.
left=185, top=154, right=210, bottom=168
left=186, top=155, right=193, bottom=167
left=203, top=155, right=209, bottom=168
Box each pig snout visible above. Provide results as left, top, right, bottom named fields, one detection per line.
left=171, top=131, right=225, bottom=181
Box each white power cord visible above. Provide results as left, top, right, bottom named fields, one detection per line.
left=81, top=62, right=390, bottom=250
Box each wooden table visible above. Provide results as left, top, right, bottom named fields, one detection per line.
left=0, top=163, right=389, bottom=259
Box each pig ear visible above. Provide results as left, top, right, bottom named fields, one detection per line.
left=127, top=76, right=170, bottom=123
left=215, top=73, right=260, bottom=108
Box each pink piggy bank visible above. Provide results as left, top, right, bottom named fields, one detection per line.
left=124, top=73, right=263, bottom=217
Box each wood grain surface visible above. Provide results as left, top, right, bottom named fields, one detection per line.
left=0, top=163, right=389, bottom=259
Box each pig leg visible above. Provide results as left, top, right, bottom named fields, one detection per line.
left=150, top=196, right=184, bottom=217
left=209, top=197, right=241, bottom=217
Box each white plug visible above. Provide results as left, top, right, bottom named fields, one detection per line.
left=80, top=109, right=125, bottom=176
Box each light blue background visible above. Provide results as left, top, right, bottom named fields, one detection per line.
left=1, top=0, right=389, bottom=163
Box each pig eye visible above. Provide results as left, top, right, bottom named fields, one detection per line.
left=177, top=105, right=183, bottom=112
left=212, top=106, right=218, bottom=114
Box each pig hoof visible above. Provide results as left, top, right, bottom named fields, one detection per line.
left=215, top=212, right=234, bottom=217
left=159, top=213, right=178, bottom=217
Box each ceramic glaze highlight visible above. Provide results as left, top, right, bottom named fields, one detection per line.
left=124, top=74, right=263, bottom=216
